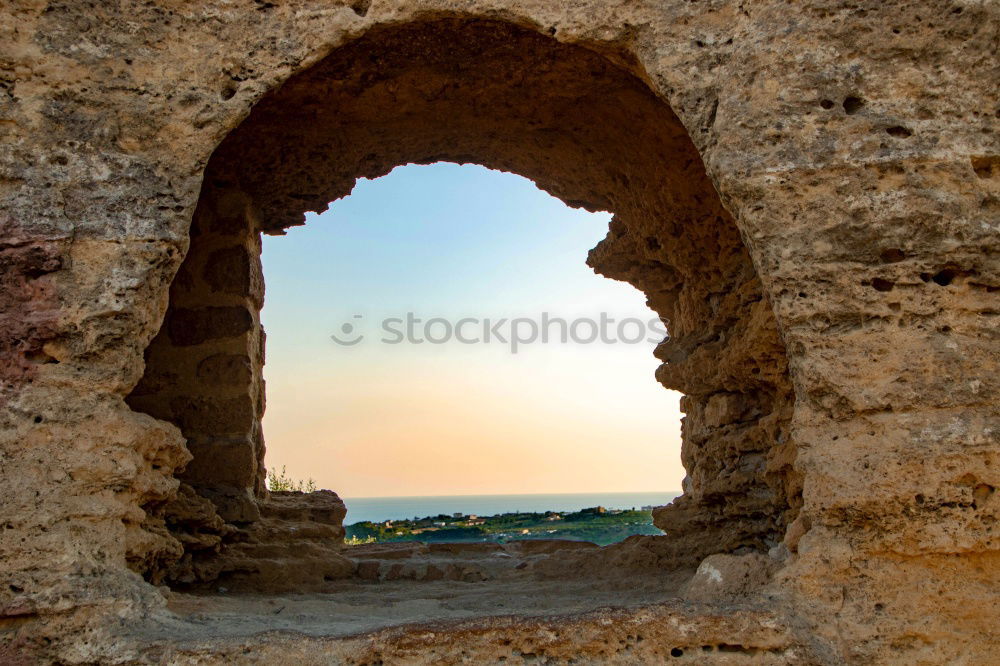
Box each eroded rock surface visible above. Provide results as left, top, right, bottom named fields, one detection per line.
left=127, top=16, right=800, bottom=582
left=1, top=1, right=997, bottom=663
left=160, top=490, right=351, bottom=591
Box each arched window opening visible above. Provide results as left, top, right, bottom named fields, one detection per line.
left=260, top=162, right=684, bottom=545
left=126, top=17, right=797, bottom=598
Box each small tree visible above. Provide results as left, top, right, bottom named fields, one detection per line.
left=266, top=465, right=317, bottom=492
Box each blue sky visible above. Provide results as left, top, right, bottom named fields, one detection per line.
left=260, top=163, right=684, bottom=497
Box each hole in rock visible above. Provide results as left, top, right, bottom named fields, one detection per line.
left=880, top=248, right=906, bottom=263
left=932, top=269, right=957, bottom=286
left=971, top=155, right=999, bottom=179
left=125, top=17, right=798, bottom=629
left=885, top=125, right=913, bottom=138
left=871, top=278, right=896, bottom=292
left=843, top=96, right=865, bottom=115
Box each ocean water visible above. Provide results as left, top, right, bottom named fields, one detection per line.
left=341, top=491, right=681, bottom=524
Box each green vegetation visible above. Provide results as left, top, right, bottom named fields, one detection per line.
left=260, top=471, right=660, bottom=546
left=344, top=535, right=377, bottom=546
left=266, top=466, right=317, bottom=492
left=345, top=506, right=660, bottom=547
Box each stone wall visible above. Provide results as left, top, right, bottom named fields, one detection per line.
left=1, top=1, right=997, bottom=663
left=127, top=183, right=266, bottom=525
left=124, top=16, right=800, bottom=581
left=592, top=221, right=799, bottom=559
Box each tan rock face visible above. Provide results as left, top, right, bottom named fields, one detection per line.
left=682, top=552, right=778, bottom=603
left=0, top=1, right=997, bottom=663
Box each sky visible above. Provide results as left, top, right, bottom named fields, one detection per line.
left=260, top=163, right=684, bottom=498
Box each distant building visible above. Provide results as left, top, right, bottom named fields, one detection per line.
left=545, top=514, right=562, bottom=521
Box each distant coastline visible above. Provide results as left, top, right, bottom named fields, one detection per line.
left=346, top=504, right=668, bottom=546
left=341, top=491, right=680, bottom=524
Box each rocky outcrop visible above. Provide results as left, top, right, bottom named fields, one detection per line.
left=161, top=490, right=351, bottom=592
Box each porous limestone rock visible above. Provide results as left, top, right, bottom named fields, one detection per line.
left=682, top=552, right=778, bottom=603
left=0, top=1, right=997, bottom=663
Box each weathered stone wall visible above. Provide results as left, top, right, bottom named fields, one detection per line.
left=126, top=16, right=799, bottom=581
left=589, top=210, right=798, bottom=560
left=127, top=183, right=266, bottom=525
left=1, top=1, right=997, bottom=663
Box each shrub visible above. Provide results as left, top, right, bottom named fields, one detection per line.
left=266, top=465, right=317, bottom=492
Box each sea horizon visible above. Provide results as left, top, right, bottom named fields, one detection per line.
left=340, top=491, right=681, bottom=524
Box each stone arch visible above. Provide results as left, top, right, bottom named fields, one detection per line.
left=124, top=17, right=799, bottom=585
